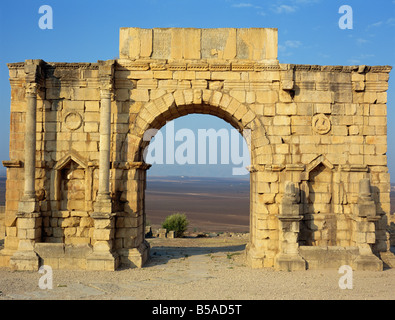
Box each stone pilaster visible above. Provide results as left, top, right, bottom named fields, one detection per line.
left=352, top=178, right=383, bottom=271
left=10, top=60, right=44, bottom=271
left=275, top=181, right=306, bottom=271
left=244, top=165, right=263, bottom=268
left=117, top=161, right=151, bottom=268
left=94, top=60, right=115, bottom=213
left=87, top=212, right=119, bottom=271
left=88, top=60, right=119, bottom=270
left=96, top=60, right=115, bottom=203
left=23, top=83, right=37, bottom=200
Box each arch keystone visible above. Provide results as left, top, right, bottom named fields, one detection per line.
left=183, top=89, right=194, bottom=105
left=202, top=89, right=213, bottom=103
left=193, top=89, right=202, bottom=104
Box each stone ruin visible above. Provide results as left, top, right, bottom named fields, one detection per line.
left=0, top=28, right=393, bottom=271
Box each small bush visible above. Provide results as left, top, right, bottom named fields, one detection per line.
left=161, top=213, right=189, bottom=238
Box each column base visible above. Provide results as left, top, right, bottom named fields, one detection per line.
left=86, top=251, right=120, bottom=271
left=353, top=254, right=383, bottom=271
left=380, top=251, right=395, bottom=269
left=118, top=240, right=150, bottom=268
left=275, top=253, right=306, bottom=271
left=17, top=197, right=39, bottom=215
left=93, top=197, right=112, bottom=216
left=9, top=250, right=40, bottom=271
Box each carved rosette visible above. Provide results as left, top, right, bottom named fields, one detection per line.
left=64, top=111, right=83, bottom=131
left=312, top=114, right=331, bottom=135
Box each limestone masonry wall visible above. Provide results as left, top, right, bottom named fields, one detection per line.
left=0, top=28, right=392, bottom=271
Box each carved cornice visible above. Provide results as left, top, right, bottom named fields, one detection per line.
left=128, top=161, right=152, bottom=170
left=115, top=59, right=281, bottom=72
left=115, top=60, right=392, bottom=74
left=370, top=66, right=392, bottom=73
left=290, top=64, right=392, bottom=74
left=7, top=61, right=391, bottom=75
left=112, top=161, right=152, bottom=170
left=340, top=165, right=369, bottom=172
left=285, top=164, right=305, bottom=171
left=2, top=160, right=22, bottom=168
left=45, top=62, right=99, bottom=70
left=187, top=63, right=209, bottom=71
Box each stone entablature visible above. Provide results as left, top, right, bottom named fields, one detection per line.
left=0, top=28, right=393, bottom=271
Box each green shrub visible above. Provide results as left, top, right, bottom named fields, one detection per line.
left=161, top=213, right=189, bottom=238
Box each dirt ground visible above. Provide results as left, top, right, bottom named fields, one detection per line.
left=0, top=235, right=394, bottom=301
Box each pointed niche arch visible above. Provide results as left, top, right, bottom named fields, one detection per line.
left=51, top=153, right=89, bottom=212
left=300, top=155, right=336, bottom=246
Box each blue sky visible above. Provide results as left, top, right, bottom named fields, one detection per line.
left=0, top=0, right=394, bottom=178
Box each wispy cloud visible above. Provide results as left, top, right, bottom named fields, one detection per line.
left=279, top=40, right=302, bottom=57
left=232, top=3, right=253, bottom=8
left=385, top=17, right=395, bottom=26
left=231, top=2, right=262, bottom=9
left=369, top=21, right=383, bottom=28
left=230, top=0, right=320, bottom=17
left=348, top=54, right=375, bottom=65
left=293, top=0, right=320, bottom=3
left=356, top=38, right=369, bottom=45
left=284, top=40, right=302, bottom=48
left=269, top=0, right=321, bottom=14
left=273, top=4, right=297, bottom=14
left=367, top=18, right=395, bottom=29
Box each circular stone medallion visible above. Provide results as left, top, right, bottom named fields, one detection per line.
left=64, top=112, right=83, bottom=131
left=312, top=114, right=331, bottom=135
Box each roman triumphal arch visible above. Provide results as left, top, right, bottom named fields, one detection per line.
left=0, top=28, right=393, bottom=271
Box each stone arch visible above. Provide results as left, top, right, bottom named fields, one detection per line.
left=120, top=89, right=273, bottom=268
left=127, top=89, right=271, bottom=165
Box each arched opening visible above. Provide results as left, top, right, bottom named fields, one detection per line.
left=117, top=90, right=273, bottom=269
left=122, top=89, right=262, bottom=267
left=144, top=114, right=251, bottom=236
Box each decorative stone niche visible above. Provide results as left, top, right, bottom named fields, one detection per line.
left=46, top=154, right=94, bottom=245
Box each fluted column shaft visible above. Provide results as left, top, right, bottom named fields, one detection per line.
left=24, top=84, right=37, bottom=199
left=97, top=89, right=112, bottom=200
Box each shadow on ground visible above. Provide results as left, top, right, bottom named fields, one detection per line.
left=145, top=244, right=246, bottom=267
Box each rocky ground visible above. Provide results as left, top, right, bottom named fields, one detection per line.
left=0, top=234, right=394, bottom=301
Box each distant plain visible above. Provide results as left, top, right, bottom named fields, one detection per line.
left=145, top=176, right=250, bottom=233
left=0, top=176, right=393, bottom=233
